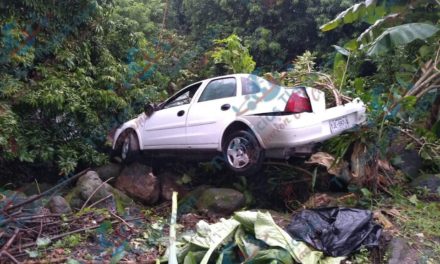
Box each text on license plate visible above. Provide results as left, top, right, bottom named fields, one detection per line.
left=329, top=116, right=350, bottom=134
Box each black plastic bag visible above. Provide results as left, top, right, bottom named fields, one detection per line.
left=286, top=207, right=382, bottom=257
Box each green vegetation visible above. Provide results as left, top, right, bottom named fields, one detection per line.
left=0, top=0, right=439, bottom=221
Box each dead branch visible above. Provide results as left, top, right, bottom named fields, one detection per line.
left=3, top=251, right=20, bottom=264
left=0, top=228, right=19, bottom=252
left=110, top=211, right=134, bottom=232
left=79, top=177, right=114, bottom=212
left=8, top=217, right=143, bottom=253
left=87, top=194, right=113, bottom=209
left=0, top=228, right=20, bottom=263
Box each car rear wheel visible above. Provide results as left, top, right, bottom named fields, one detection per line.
left=119, top=130, right=140, bottom=164
left=223, top=130, right=264, bottom=175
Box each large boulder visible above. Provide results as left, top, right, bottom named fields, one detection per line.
left=391, top=150, right=422, bottom=179
left=21, top=182, right=53, bottom=196
left=48, top=195, right=72, bottom=214
left=410, top=174, right=440, bottom=194
left=96, top=162, right=123, bottom=182
left=64, top=170, right=133, bottom=213
left=178, top=185, right=210, bottom=215
left=196, top=188, right=245, bottom=216
left=159, top=171, right=187, bottom=201
left=115, top=163, right=160, bottom=205
left=77, top=171, right=113, bottom=202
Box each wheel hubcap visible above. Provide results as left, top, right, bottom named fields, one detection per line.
left=227, top=137, right=251, bottom=169
left=121, top=136, right=130, bottom=160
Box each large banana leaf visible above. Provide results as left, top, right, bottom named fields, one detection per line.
left=244, top=248, right=293, bottom=264
left=320, top=0, right=409, bottom=32
left=179, top=211, right=345, bottom=264
left=254, top=212, right=321, bottom=263
left=183, top=218, right=240, bottom=264
left=366, top=23, right=439, bottom=55
left=320, top=1, right=383, bottom=32
left=254, top=212, right=345, bottom=264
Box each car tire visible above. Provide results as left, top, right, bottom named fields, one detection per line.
left=223, top=130, right=264, bottom=175
left=118, top=129, right=140, bottom=164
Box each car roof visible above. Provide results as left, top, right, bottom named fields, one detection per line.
left=202, top=73, right=256, bottom=82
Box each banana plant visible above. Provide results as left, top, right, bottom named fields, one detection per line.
left=321, top=0, right=439, bottom=56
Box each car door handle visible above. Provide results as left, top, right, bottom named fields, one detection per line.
left=221, top=104, right=231, bottom=111
left=177, top=110, right=185, bottom=116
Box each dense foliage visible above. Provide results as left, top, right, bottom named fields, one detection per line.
left=0, top=0, right=439, bottom=180
left=0, top=0, right=164, bottom=175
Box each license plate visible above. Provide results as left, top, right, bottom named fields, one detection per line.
left=330, top=116, right=350, bottom=134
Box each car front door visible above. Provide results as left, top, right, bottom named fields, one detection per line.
left=186, top=77, right=240, bottom=147
left=141, top=83, right=201, bottom=148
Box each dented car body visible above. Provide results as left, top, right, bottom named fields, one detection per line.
left=113, top=74, right=366, bottom=173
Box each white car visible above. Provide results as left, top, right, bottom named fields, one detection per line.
left=112, top=74, right=366, bottom=174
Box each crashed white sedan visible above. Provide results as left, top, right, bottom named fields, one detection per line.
left=112, top=74, right=366, bottom=174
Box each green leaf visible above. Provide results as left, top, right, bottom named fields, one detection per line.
left=180, top=174, right=192, bottom=184
left=25, top=249, right=39, bottom=258
left=408, top=194, right=418, bottom=205
left=244, top=248, right=293, bottom=264
left=233, top=211, right=257, bottom=231
left=344, top=39, right=359, bottom=51
left=254, top=212, right=322, bottom=264
left=333, top=45, right=350, bottom=56
left=360, top=188, right=372, bottom=198
left=183, top=219, right=240, bottom=264
left=401, top=96, right=417, bottom=111
left=320, top=3, right=369, bottom=32
left=184, top=251, right=205, bottom=264
left=367, top=23, right=439, bottom=56
left=36, top=237, right=51, bottom=247
left=234, top=227, right=265, bottom=259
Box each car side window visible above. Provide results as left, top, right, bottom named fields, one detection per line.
left=162, top=83, right=201, bottom=109
left=241, top=77, right=261, bottom=95
left=198, top=78, right=236, bottom=102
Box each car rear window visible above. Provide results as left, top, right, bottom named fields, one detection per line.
left=241, top=77, right=261, bottom=95
left=198, top=78, right=237, bottom=102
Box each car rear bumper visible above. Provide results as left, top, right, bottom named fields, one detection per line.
left=242, top=98, right=366, bottom=149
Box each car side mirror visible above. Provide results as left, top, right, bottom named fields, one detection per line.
left=144, top=102, right=156, bottom=117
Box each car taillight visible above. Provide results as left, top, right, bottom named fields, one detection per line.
left=284, top=88, right=312, bottom=113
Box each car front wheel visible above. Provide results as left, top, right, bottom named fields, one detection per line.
left=223, top=130, right=264, bottom=175
left=119, top=130, right=140, bottom=163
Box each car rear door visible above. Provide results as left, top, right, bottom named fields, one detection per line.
left=186, top=77, right=240, bottom=147
left=141, top=83, right=201, bottom=148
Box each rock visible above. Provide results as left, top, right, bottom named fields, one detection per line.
left=392, top=150, right=422, bottom=179
left=48, top=195, right=72, bottom=214
left=64, top=171, right=134, bottom=213
left=196, top=188, right=245, bottom=216
left=0, top=190, right=45, bottom=213
left=64, top=187, right=84, bottom=210
left=21, top=182, right=53, bottom=196
left=23, top=194, right=45, bottom=214
left=178, top=185, right=210, bottom=215
left=159, top=172, right=187, bottom=201
left=0, top=190, right=27, bottom=208
left=115, top=163, right=159, bottom=205
left=77, top=171, right=112, bottom=202
left=410, top=174, right=440, bottom=194
left=111, top=187, right=134, bottom=213
left=387, top=237, right=420, bottom=264
left=96, top=162, right=123, bottom=182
